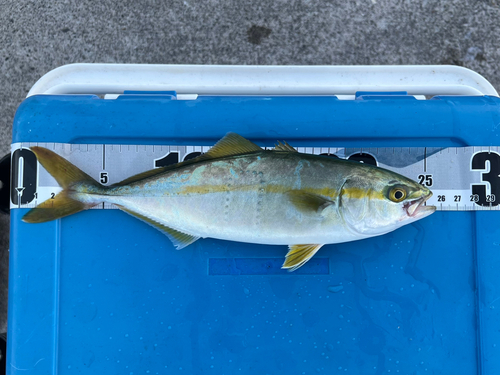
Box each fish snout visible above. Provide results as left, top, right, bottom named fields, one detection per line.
left=404, top=190, right=436, bottom=218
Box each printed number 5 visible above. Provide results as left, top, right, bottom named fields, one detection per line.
left=100, top=172, right=108, bottom=184
left=471, top=152, right=500, bottom=207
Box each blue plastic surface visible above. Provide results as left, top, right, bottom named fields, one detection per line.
left=8, top=94, right=500, bottom=375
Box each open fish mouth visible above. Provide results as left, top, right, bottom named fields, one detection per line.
left=404, top=192, right=436, bottom=218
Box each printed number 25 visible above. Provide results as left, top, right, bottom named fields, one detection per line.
left=418, top=174, right=433, bottom=187
left=471, top=152, right=500, bottom=207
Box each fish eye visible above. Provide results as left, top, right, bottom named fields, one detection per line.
left=389, top=187, right=407, bottom=202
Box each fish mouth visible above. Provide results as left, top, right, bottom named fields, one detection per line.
left=404, top=192, right=436, bottom=218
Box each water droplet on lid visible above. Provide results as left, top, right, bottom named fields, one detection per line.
left=328, top=285, right=343, bottom=293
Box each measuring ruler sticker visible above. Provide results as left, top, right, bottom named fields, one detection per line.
left=10, top=142, right=500, bottom=211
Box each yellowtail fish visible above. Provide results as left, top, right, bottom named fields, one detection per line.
left=23, top=133, right=436, bottom=271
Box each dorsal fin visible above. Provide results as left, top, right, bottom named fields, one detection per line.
left=113, top=133, right=263, bottom=186
left=274, top=141, right=297, bottom=152
left=203, top=132, right=262, bottom=158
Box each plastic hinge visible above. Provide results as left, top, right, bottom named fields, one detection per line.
left=121, top=90, right=177, bottom=99
left=355, top=91, right=415, bottom=100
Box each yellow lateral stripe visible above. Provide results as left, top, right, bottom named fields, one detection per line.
left=179, top=184, right=383, bottom=201
left=341, top=187, right=384, bottom=200
left=178, top=184, right=339, bottom=199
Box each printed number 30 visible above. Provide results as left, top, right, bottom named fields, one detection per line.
left=471, top=152, right=500, bottom=207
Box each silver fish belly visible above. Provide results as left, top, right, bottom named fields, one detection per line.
left=102, top=152, right=355, bottom=246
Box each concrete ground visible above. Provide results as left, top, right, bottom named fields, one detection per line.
left=1, top=0, right=500, bottom=334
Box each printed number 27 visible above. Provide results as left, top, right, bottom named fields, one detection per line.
left=471, top=152, right=500, bottom=207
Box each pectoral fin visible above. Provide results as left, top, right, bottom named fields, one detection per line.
left=286, top=191, right=335, bottom=215
left=282, top=244, right=324, bottom=272
left=115, top=205, right=200, bottom=249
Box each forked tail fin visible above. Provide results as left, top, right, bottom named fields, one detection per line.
left=22, top=147, right=100, bottom=223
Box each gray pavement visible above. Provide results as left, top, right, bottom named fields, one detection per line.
left=1, top=0, right=500, bottom=333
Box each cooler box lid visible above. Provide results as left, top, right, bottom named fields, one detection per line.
left=8, top=92, right=500, bottom=375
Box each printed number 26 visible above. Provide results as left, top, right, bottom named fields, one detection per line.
left=471, top=152, right=500, bottom=207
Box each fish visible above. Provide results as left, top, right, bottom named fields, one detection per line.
left=23, top=133, right=436, bottom=271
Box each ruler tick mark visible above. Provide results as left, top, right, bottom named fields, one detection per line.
left=424, top=147, right=427, bottom=172
left=102, top=145, right=106, bottom=170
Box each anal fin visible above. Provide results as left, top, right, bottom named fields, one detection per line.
left=115, top=205, right=200, bottom=249
left=282, top=244, right=324, bottom=272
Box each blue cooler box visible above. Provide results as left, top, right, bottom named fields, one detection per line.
left=8, top=92, right=500, bottom=374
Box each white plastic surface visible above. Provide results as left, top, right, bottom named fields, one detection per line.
left=27, top=64, right=499, bottom=97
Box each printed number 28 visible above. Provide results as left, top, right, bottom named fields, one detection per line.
left=471, top=152, right=500, bottom=207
